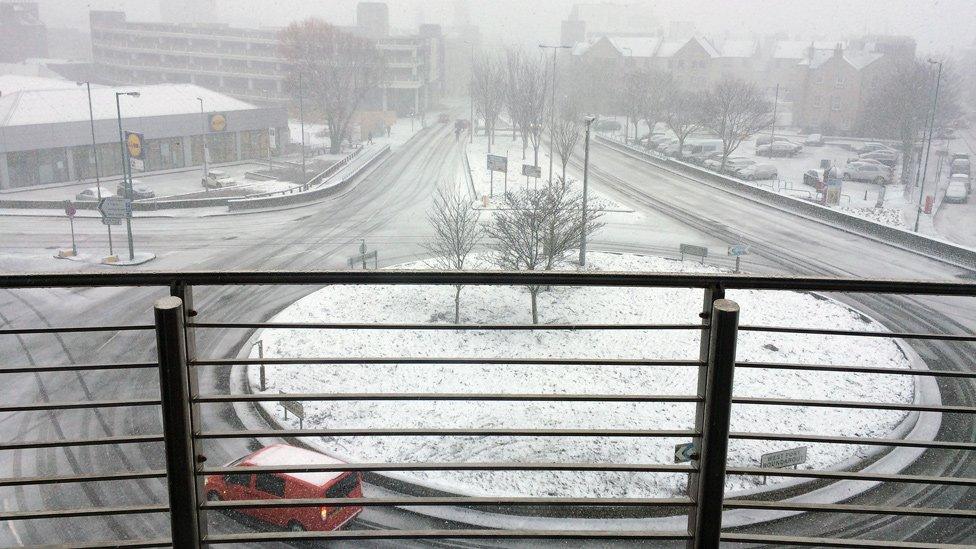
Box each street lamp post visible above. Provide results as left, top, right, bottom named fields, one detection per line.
left=197, top=97, right=209, bottom=180
left=78, top=81, right=114, bottom=255
left=299, top=72, right=307, bottom=183
left=539, top=44, right=572, bottom=184
left=115, top=91, right=140, bottom=261
left=914, top=59, right=944, bottom=233
left=579, top=116, right=595, bottom=267
left=467, top=41, right=475, bottom=145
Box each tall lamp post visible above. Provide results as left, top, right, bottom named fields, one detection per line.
left=298, top=72, right=307, bottom=182
left=197, top=97, right=209, bottom=180
left=914, top=58, right=943, bottom=233
left=539, top=44, right=572, bottom=184
left=115, top=91, right=140, bottom=261
left=579, top=116, right=595, bottom=267
left=465, top=40, right=475, bottom=144
left=77, top=81, right=114, bottom=255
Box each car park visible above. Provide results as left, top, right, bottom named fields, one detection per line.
left=737, top=163, right=778, bottom=180
left=205, top=444, right=363, bottom=533
left=843, top=161, right=891, bottom=184
left=757, top=141, right=802, bottom=157
left=944, top=180, right=968, bottom=203
left=74, top=187, right=114, bottom=201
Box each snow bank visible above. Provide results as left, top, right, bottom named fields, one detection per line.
left=248, top=252, right=914, bottom=498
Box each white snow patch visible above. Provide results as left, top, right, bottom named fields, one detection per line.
left=250, top=252, right=914, bottom=498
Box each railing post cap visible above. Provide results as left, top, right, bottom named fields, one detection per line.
left=712, top=299, right=739, bottom=313
left=155, top=296, right=184, bottom=311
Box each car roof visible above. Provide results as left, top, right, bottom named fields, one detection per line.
left=947, top=180, right=967, bottom=190
left=245, top=444, right=346, bottom=487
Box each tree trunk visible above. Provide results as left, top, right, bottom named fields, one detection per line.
left=454, top=286, right=462, bottom=324
left=561, top=160, right=568, bottom=188
left=530, top=289, right=539, bottom=324
left=533, top=145, right=539, bottom=168
left=329, top=133, right=342, bottom=155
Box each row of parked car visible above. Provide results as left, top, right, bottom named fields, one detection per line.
left=639, top=133, right=779, bottom=180
left=945, top=153, right=972, bottom=204
left=838, top=142, right=901, bottom=185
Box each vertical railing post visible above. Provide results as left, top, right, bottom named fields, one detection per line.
left=691, top=298, right=740, bottom=549
left=686, top=285, right=724, bottom=544
left=154, top=296, right=202, bottom=549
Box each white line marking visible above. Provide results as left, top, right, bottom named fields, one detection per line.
left=2, top=498, right=24, bottom=546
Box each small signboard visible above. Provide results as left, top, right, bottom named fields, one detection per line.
left=825, top=178, right=843, bottom=206
left=125, top=131, right=145, bottom=172
left=679, top=243, right=708, bottom=264
left=101, top=217, right=122, bottom=226
left=64, top=201, right=76, bottom=218
left=487, top=154, right=508, bottom=173
left=348, top=250, right=378, bottom=269
left=521, top=164, right=542, bottom=178
left=279, top=394, right=305, bottom=428
left=269, top=127, right=278, bottom=149
left=674, top=442, right=698, bottom=463
left=210, top=113, right=227, bottom=132
left=727, top=244, right=749, bottom=257
left=98, top=196, right=132, bottom=219
left=761, top=446, right=808, bottom=469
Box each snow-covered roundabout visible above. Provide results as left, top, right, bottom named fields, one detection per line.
left=245, top=252, right=932, bottom=502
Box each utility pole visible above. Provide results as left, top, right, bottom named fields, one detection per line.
left=914, top=59, right=943, bottom=233
left=579, top=116, right=595, bottom=267
left=539, top=44, right=571, bottom=184
left=78, top=81, right=113, bottom=255
left=115, top=91, right=140, bottom=261
left=299, top=72, right=307, bottom=182
left=197, top=97, right=209, bottom=180
left=469, top=42, right=475, bottom=144
left=768, top=84, right=779, bottom=157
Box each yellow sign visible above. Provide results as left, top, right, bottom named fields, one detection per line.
left=125, top=132, right=144, bottom=159
left=209, top=113, right=227, bottom=132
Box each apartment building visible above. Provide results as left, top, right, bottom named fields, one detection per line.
left=0, top=1, right=48, bottom=63
left=88, top=7, right=443, bottom=116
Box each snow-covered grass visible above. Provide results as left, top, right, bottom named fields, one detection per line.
left=248, top=252, right=915, bottom=498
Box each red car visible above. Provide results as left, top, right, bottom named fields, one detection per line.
left=205, top=444, right=363, bottom=532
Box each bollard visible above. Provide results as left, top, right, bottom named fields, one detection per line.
left=690, top=299, right=740, bottom=549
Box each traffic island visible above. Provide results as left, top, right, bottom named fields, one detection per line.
left=54, top=251, right=156, bottom=266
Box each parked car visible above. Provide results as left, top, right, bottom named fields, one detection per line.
left=116, top=180, right=155, bottom=200
left=594, top=119, right=622, bottom=132
left=804, top=134, right=824, bottom=146
left=852, top=142, right=892, bottom=154
left=757, top=141, right=802, bottom=157
left=950, top=173, right=971, bottom=194
left=755, top=135, right=793, bottom=148
left=944, top=180, right=969, bottom=203
left=857, top=150, right=899, bottom=167
left=803, top=169, right=827, bottom=191
left=205, top=444, right=363, bottom=532
left=202, top=170, right=237, bottom=189
left=720, top=157, right=756, bottom=174
left=950, top=158, right=971, bottom=178
left=737, top=163, right=778, bottom=180
left=75, top=187, right=113, bottom=201
left=950, top=152, right=970, bottom=163
left=647, top=134, right=673, bottom=149
left=852, top=158, right=890, bottom=169
left=843, top=162, right=891, bottom=184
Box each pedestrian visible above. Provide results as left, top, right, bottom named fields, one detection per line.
left=386, top=125, right=391, bottom=137
left=368, top=131, right=373, bottom=144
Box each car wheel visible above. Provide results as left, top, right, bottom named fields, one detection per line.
left=875, top=177, right=886, bottom=185
left=288, top=521, right=306, bottom=532
left=207, top=491, right=221, bottom=502
left=843, top=173, right=851, bottom=180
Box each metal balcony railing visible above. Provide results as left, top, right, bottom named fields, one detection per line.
left=0, top=270, right=974, bottom=548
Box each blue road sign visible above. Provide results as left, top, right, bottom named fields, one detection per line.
left=674, top=442, right=698, bottom=463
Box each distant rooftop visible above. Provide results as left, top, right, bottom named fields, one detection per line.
left=0, top=74, right=76, bottom=96
left=0, top=83, right=258, bottom=128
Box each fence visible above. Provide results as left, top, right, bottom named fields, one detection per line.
left=1, top=270, right=975, bottom=548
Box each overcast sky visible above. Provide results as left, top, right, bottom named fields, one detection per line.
left=37, top=0, right=976, bottom=56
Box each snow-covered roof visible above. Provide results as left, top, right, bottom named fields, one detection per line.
left=605, top=36, right=662, bottom=58
left=0, top=75, right=78, bottom=96
left=0, top=83, right=258, bottom=128
left=718, top=39, right=759, bottom=58
left=247, top=444, right=346, bottom=487
left=771, top=40, right=846, bottom=60
left=799, top=48, right=883, bottom=70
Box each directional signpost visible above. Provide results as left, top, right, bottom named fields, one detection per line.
left=522, top=164, right=542, bottom=190
left=487, top=154, right=508, bottom=196
left=674, top=442, right=698, bottom=463
left=98, top=196, right=131, bottom=224
left=727, top=243, right=750, bottom=273
left=279, top=391, right=305, bottom=429
left=64, top=201, right=77, bottom=256
left=348, top=239, right=378, bottom=269
left=679, top=243, right=708, bottom=264
left=760, top=446, right=808, bottom=484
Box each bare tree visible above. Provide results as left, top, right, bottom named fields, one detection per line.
left=662, top=83, right=705, bottom=159
left=472, top=54, right=506, bottom=152
left=550, top=96, right=583, bottom=185
left=700, top=78, right=773, bottom=171
left=639, top=70, right=671, bottom=142
left=424, top=186, right=484, bottom=323
left=617, top=69, right=648, bottom=143
left=488, top=186, right=603, bottom=324
left=505, top=49, right=550, bottom=165
left=279, top=19, right=385, bottom=155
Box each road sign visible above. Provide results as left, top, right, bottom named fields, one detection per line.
left=522, top=164, right=542, bottom=178
left=64, top=201, right=76, bottom=218
left=679, top=243, right=708, bottom=264
left=269, top=127, right=278, bottom=148
left=98, top=196, right=132, bottom=219
left=761, top=446, right=808, bottom=469
left=727, top=244, right=749, bottom=257
left=487, top=154, right=508, bottom=173
left=279, top=393, right=305, bottom=428
left=210, top=113, right=227, bottom=132
left=125, top=131, right=145, bottom=172
left=674, top=442, right=698, bottom=463
left=101, top=217, right=122, bottom=226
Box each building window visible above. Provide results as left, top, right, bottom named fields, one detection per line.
left=813, top=96, right=823, bottom=108
left=814, top=73, right=824, bottom=85
left=831, top=97, right=841, bottom=111
left=835, top=75, right=845, bottom=89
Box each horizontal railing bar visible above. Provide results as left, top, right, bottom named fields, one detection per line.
left=193, top=357, right=701, bottom=367
left=723, top=499, right=976, bottom=519
left=203, top=496, right=693, bottom=510
left=200, top=462, right=694, bottom=475
left=0, top=362, right=158, bottom=375
left=0, top=504, right=169, bottom=521
left=726, top=466, right=976, bottom=486
left=0, top=325, right=154, bottom=336
left=732, top=396, right=976, bottom=414
left=0, top=434, right=164, bottom=451
left=730, top=431, right=976, bottom=450
left=0, top=398, right=160, bottom=414
left=195, top=393, right=700, bottom=404
left=3, top=270, right=975, bottom=296
left=203, top=529, right=691, bottom=543
left=190, top=321, right=703, bottom=331
left=721, top=532, right=960, bottom=548
left=0, top=470, right=166, bottom=488
left=739, top=324, right=976, bottom=342
left=197, top=428, right=697, bottom=439
left=16, top=540, right=172, bottom=549
left=737, top=361, right=976, bottom=379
